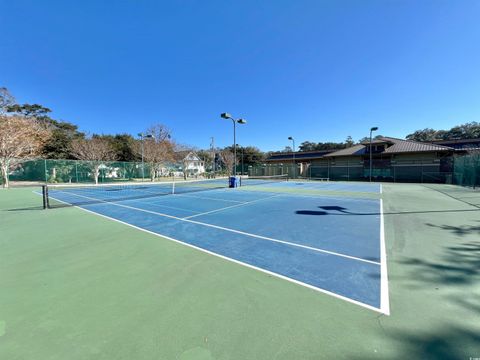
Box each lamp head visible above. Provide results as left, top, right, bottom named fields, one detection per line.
left=221, top=112, right=232, bottom=119
left=370, top=127, right=379, bottom=132
left=237, top=118, right=247, bottom=124
left=288, top=136, right=294, bottom=141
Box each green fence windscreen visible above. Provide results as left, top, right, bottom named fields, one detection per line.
left=6, top=154, right=479, bottom=188
left=453, top=153, right=480, bottom=188
left=7, top=159, right=190, bottom=184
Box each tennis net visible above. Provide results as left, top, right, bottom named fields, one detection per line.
left=240, top=174, right=288, bottom=187
left=42, top=178, right=229, bottom=208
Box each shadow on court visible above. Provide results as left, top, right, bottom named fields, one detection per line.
left=5, top=206, right=45, bottom=211
left=400, top=223, right=480, bottom=287
left=353, top=326, right=480, bottom=360
left=381, top=222, right=480, bottom=359
left=295, top=206, right=480, bottom=216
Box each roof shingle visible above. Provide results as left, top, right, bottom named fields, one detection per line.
left=325, top=137, right=453, bottom=157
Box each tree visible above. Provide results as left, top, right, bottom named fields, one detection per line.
left=298, top=141, right=317, bottom=152
left=406, top=122, right=480, bottom=141
left=219, top=149, right=235, bottom=175
left=222, top=145, right=265, bottom=167
left=345, top=136, right=354, bottom=148
left=0, top=115, right=51, bottom=187
left=138, top=124, right=174, bottom=181
left=233, top=146, right=265, bottom=172
left=95, top=134, right=138, bottom=162
left=196, top=149, right=214, bottom=171
left=316, top=142, right=346, bottom=150
left=297, top=141, right=346, bottom=152
left=0, top=87, right=15, bottom=115
left=406, top=128, right=439, bottom=142
left=71, top=137, right=116, bottom=184
left=2, top=89, right=84, bottom=158
left=358, top=135, right=384, bottom=143
left=6, top=103, right=53, bottom=123
left=43, top=122, right=85, bottom=159
left=446, top=122, right=480, bottom=140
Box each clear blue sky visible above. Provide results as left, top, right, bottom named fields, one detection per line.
left=1, top=0, right=479, bottom=151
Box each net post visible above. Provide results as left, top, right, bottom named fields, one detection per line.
left=42, top=185, right=49, bottom=209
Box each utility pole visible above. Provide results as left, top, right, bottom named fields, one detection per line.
left=210, top=137, right=215, bottom=178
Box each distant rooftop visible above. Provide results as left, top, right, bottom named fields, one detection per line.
left=325, top=137, right=453, bottom=157
left=265, top=136, right=461, bottom=162
left=266, top=149, right=335, bottom=162
left=430, top=138, right=480, bottom=150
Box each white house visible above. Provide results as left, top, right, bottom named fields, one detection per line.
left=182, top=152, right=205, bottom=176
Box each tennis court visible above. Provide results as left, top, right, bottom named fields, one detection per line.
left=43, top=177, right=389, bottom=313
left=1, top=181, right=480, bottom=359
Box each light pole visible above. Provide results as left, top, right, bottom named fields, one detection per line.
left=241, top=146, right=244, bottom=175
left=138, top=133, right=153, bottom=181
left=288, top=136, right=295, bottom=179
left=221, top=113, right=247, bottom=176
left=369, top=127, right=378, bottom=182
left=210, top=137, right=215, bottom=178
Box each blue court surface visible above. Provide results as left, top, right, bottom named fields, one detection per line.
left=254, top=180, right=382, bottom=193
left=46, top=181, right=389, bottom=314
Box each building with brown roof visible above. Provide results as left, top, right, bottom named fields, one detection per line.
left=264, top=137, right=459, bottom=182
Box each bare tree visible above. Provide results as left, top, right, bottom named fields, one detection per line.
left=0, top=87, right=16, bottom=115
left=71, top=137, right=116, bottom=184
left=137, top=124, right=174, bottom=181
left=220, top=149, right=235, bottom=176
left=0, top=115, right=50, bottom=187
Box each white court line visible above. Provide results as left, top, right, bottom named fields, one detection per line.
left=238, top=189, right=380, bottom=203
left=174, top=192, right=245, bottom=203
left=183, top=193, right=283, bottom=219
left=379, top=199, right=390, bottom=315
left=238, top=187, right=381, bottom=199
left=53, top=190, right=380, bottom=266
left=123, top=198, right=200, bottom=214
left=47, top=194, right=387, bottom=314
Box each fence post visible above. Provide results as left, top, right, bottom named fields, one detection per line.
left=75, top=161, right=78, bottom=183
left=44, top=159, right=48, bottom=183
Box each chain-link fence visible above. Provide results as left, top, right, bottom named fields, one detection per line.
left=4, top=154, right=479, bottom=188
left=5, top=159, right=215, bottom=185
left=453, top=153, right=480, bottom=188
left=247, top=162, right=443, bottom=183
left=247, top=155, right=479, bottom=187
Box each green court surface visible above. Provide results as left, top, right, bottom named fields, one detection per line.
left=1, top=184, right=479, bottom=359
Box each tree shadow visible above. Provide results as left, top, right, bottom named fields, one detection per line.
left=399, top=230, right=480, bottom=287
left=354, top=326, right=480, bottom=360
left=294, top=206, right=480, bottom=216
left=360, top=222, right=480, bottom=359
left=426, top=222, right=480, bottom=237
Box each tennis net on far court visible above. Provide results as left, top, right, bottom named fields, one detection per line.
left=42, top=178, right=229, bottom=208
left=239, top=174, right=288, bottom=187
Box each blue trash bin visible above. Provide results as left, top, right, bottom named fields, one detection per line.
left=229, top=176, right=239, bottom=188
